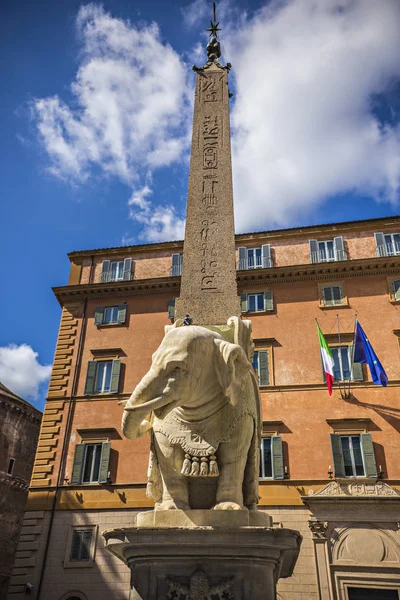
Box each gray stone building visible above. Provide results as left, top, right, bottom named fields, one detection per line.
left=0, top=382, right=41, bottom=598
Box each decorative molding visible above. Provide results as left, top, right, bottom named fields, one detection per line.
left=47, top=302, right=80, bottom=398
left=167, top=568, right=234, bottom=600
left=31, top=401, right=65, bottom=487
left=8, top=510, right=45, bottom=594
left=307, top=480, right=400, bottom=499
left=308, top=520, right=328, bottom=539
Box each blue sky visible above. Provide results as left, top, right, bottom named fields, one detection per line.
left=0, top=0, right=399, bottom=410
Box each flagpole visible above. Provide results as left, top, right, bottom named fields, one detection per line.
left=349, top=314, right=358, bottom=396
left=337, top=314, right=347, bottom=397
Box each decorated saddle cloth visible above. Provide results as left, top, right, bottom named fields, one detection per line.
left=152, top=397, right=256, bottom=478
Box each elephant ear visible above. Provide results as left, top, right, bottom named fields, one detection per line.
left=213, top=338, right=252, bottom=405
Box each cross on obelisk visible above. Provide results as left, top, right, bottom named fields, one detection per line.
left=175, top=5, right=240, bottom=325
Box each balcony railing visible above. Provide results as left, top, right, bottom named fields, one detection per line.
left=96, top=272, right=134, bottom=283
left=169, top=265, right=182, bottom=276
left=376, top=242, right=400, bottom=257
left=238, top=257, right=272, bottom=270
left=310, top=249, right=347, bottom=264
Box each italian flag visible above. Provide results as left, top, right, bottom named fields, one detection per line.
left=317, top=323, right=335, bottom=396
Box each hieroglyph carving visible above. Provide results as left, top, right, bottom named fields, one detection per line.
left=200, top=113, right=222, bottom=292
left=167, top=568, right=234, bottom=600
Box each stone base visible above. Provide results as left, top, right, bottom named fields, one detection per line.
left=103, top=510, right=302, bottom=600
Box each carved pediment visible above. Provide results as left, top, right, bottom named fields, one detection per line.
left=307, top=480, right=400, bottom=499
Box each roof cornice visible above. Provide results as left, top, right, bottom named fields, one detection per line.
left=67, top=215, right=400, bottom=259
left=53, top=255, right=400, bottom=305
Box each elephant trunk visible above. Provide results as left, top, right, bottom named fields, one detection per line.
left=121, top=368, right=173, bottom=440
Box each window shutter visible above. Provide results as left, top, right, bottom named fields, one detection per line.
left=261, top=244, right=271, bottom=268
left=98, top=442, right=111, bottom=484
left=392, top=280, right=400, bottom=301
left=117, top=304, right=127, bottom=324
left=350, top=344, right=363, bottom=381
left=122, top=258, right=132, bottom=281
left=238, top=247, right=247, bottom=270
left=84, top=361, right=97, bottom=395
left=240, top=293, right=248, bottom=313
left=334, top=236, right=345, bottom=261
left=71, top=444, right=85, bottom=484
left=100, top=260, right=111, bottom=283
left=330, top=434, right=345, bottom=478
left=259, top=351, right=269, bottom=386
left=94, top=307, right=105, bottom=326
left=110, top=359, right=121, bottom=394
left=309, top=239, right=319, bottom=263
left=271, top=436, right=284, bottom=480
left=264, top=290, right=274, bottom=311
left=322, top=286, right=333, bottom=306
left=360, top=433, right=377, bottom=478
left=168, top=299, right=175, bottom=320
left=374, top=232, right=385, bottom=257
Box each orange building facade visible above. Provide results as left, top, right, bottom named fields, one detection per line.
left=8, top=216, right=400, bottom=600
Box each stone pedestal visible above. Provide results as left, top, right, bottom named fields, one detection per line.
left=103, top=510, right=302, bottom=600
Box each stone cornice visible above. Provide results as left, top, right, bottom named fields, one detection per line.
left=0, top=394, right=42, bottom=420
left=237, top=255, right=400, bottom=287
left=53, top=276, right=181, bottom=305
left=0, top=472, right=29, bottom=491
left=54, top=255, right=400, bottom=305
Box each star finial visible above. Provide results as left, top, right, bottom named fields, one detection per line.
left=206, top=2, right=221, bottom=38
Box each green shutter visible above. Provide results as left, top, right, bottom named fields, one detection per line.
left=259, top=351, right=269, bottom=386
left=309, top=239, right=319, bottom=263
left=109, top=359, right=121, bottom=394
left=330, top=434, right=345, bottom=478
left=122, top=258, right=132, bottom=281
left=374, top=232, right=385, bottom=257
left=332, top=286, right=343, bottom=304
left=71, top=444, right=85, bottom=484
left=261, top=244, right=271, bottom=268
left=350, top=344, right=363, bottom=381
left=98, top=442, right=111, bottom=484
left=392, top=279, right=400, bottom=301
left=264, top=291, right=274, bottom=311
left=117, top=304, right=127, bottom=324
left=168, top=299, right=175, bottom=320
left=360, top=433, right=377, bottom=478
left=334, top=236, right=345, bottom=260
left=240, top=293, right=248, bottom=313
left=100, top=260, right=111, bottom=282
left=238, top=247, right=247, bottom=270
left=94, top=307, right=105, bottom=326
left=322, top=286, right=333, bottom=306
left=272, top=436, right=284, bottom=480
left=84, top=361, right=97, bottom=395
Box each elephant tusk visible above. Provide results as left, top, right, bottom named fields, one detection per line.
left=123, top=395, right=166, bottom=413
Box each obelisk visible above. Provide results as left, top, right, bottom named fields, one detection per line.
left=175, top=5, right=241, bottom=325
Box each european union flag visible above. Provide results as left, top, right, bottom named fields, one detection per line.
left=353, top=322, right=388, bottom=386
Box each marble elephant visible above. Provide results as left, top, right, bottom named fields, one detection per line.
left=121, top=323, right=261, bottom=511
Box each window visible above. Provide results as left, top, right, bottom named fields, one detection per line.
left=324, top=346, right=363, bottom=382
left=170, top=253, right=183, bottom=276
left=241, top=291, right=274, bottom=313
left=94, top=305, right=127, bottom=326
left=7, top=457, right=15, bottom=475
left=348, top=588, right=399, bottom=600
left=259, top=436, right=284, bottom=480
left=99, top=258, right=132, bottom=282
left=392, top=279, right=400, bottom=302
left=375, top=232, right=400, bottom=257
left=84, top=359, right=121, bottom=395
left=168, top=299, right=176, bottom=320
left=71, top=442, right=110, bottom=484
left=309, top=236, right=347, bottom=263
left=253, top=350, right=270, bottom=386
left=64, top=525, right=98, bottom=568
left=70, top=529, right=93, bottom=562
left=330, top=433, right=377, bottom=478
left=321, top=285, right=343, bottom=307
left=237, top=245, right=272, bottom=270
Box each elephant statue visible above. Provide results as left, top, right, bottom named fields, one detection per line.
left=121, top=319, right=261, bottom=511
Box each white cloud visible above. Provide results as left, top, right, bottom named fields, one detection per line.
left=0, top=344, right=51, bottom=402
left=225, top=0, right=400, bottom=231
left=126, top=185, right=185, bottom=242
left=182, top=0, right=209, bottom=29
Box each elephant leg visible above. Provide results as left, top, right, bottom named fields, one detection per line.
left=153, top=432, right=190, bottom=510
left=214, top=414, right=254, bottom=510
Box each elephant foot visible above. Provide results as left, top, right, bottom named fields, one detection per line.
left=155, top=500, right=190, bottom=511
left=213, top=502, right=243, bottom=511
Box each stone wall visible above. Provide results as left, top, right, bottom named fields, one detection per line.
left=0, top=387, right=41, bottom=598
